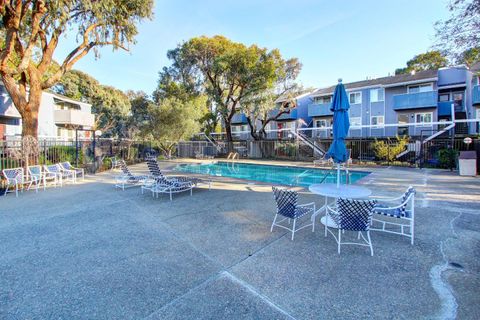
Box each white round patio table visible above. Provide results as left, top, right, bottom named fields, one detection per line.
left=308, top=183, right=372, bottom=228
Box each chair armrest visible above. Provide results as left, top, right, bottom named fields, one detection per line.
left=375, top=195, right=404, bottom=202
left=297, top=202, right=315, bottom=208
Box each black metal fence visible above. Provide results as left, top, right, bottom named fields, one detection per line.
left=177, top=137, right=480, bottom=170
left=0, top=139, right=151, bottom=173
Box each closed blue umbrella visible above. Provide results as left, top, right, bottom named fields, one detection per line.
left=326, top=79, right=350, bottom=187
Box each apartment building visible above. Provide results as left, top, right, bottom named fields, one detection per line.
left=230, top=92, right=313, bottom=140
left=308, top=65, right=480, bottom=139
left=0, top=84, right=95, bottom=140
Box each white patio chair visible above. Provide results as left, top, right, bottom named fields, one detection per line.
left=28, top=165, right=57, bottom=190
left=371, top=186, right=416, bottom=245
left=2, top=168, right=23, bottom=197
left=271, top=186, right=316, bottom=240
left=60, top=162, right=85, bottom=182
left=56, top=163, right=76, bottom=184
left=44, top=164, right=67, bottom=187
left=2, top=167, right=39, bottom=196
left=324, top=198, right=377, bottom=256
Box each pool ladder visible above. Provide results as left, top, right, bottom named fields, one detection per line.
left=318, top=167, right=351, bottom=184
left=227, top=152, right=239, bottom=161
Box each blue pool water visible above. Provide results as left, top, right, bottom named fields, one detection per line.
left=174, top=162, right=370, bottom=187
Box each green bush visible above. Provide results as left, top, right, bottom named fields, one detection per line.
left=275, top=142, right=297, bottom=157
left=42, top=146, right=83, bottom=165
left=372, top=135, right=409, bottom=162
left=437, top=148, right=458, bottom=170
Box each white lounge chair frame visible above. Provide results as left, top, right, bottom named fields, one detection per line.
left=115, top=160, right=147, bottom=190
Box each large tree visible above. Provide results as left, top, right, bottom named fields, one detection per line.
left=54, top=69, right=131, bottom=136
left=0, top=0, right=153, bottom=139
left=242, top=57, right=303, bottom=140
left=142, top=96, right=207, bottom=158
left=435, top=0, right=480, bottom=60
left=159, top=36, right=281, bottom=143
left=456, top=47, right=480, bottom=67
left=395, top=51, right=448, bottom=75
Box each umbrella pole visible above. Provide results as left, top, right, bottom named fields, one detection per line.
left=336, top=163, right=340, bottom=188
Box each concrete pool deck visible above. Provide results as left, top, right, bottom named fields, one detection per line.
left=1, top=160, right=479, bottom=319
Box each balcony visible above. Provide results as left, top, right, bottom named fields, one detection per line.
left=438, top=100, right=465, bottom=116
left=231, top=113, right=248, bottom=124
left=54, top=109, right=95, bottom=127
left=392, top=91, right=437, bottom=111
left=308, top=103, right=333, bottom=117
left=473, top=85, right=480, bottom=105
left=271, top=108, right=297, bottom=121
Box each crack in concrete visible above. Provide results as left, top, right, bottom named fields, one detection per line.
left=429, top=212, right=462, bottom=320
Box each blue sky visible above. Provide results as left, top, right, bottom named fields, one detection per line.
left=54, top=0, right=449, bottom=95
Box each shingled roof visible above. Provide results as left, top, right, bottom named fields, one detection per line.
left=311, top=69, right=438, bottom=96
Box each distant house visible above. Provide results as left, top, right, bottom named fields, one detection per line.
left=0, top=83, right=95, bottom=140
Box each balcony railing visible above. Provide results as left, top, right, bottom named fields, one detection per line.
left=392, top=91, right=438, bottom=111
left=307, top=103, right=333, bottom=117
left=273, top=108, right=297, bottom=121
left=231, top=113, right=248, bottom=124
left=437, top=101, right=465, bottom=116
left=54, top=109, right=94, bottom=127
left=473, top=85, right=480, bottom=105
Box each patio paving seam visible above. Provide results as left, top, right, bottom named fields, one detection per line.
left=126, top=186, right=300, bottom=318
left=222, top=271, right=297, bottom=320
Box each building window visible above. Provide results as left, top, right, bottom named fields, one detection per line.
left=415, top=113, right=433, bottom=126
left=349, top=92, right=362, bottom=104
left=371, top=115, right=384, bottom=127
left=476, top=108, right=480, bottom=119
left=408, top=83, right=433, bottom=93
left=438, top=93, right=450, bottom=102
left=315, top=119, right=330, bottom=128
left=370, top=88, right=384, bottom=102
left=350, top=117, right=362, bottom=127
left=314, top=96, right=332, bottom=104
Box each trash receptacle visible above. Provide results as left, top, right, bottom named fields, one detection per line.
left=459, top=151, right=477, bottom=176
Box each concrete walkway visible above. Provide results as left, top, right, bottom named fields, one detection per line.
left=0, top=161, right=479, bottom=319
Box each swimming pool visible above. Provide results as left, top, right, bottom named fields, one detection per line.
left=174, top=162, right=369, bottom=187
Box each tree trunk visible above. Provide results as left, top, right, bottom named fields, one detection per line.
left=21, top=111, right=39, bottom=137
left=225, top=120, right=234, bottom=152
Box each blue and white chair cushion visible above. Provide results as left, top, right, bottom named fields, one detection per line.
left=373, top=187, right=415, bottom=218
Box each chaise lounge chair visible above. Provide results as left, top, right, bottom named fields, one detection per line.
left=115, top=160, right=148, bottom=190
left=142, top=175, right=195, bottom=201
left=145, top=156, right=211, bottom=190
